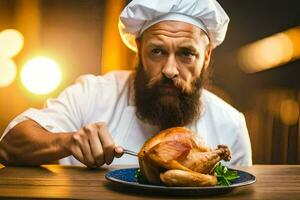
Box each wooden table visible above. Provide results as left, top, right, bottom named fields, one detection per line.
left=0, top=164, right=299, bottom=200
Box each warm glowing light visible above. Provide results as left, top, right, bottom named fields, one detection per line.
left=21, top=57, right=62, bottom=95
left=0, top=58, right=17, bottom=87
left=280, top=99, right=299, bottom=126
left=238, top=27, right=300, bottom=73
left=0, top=29, right=24, bottom=58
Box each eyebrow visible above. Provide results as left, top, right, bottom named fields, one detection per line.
left=144, top=40, right=199, bottom=53
left=178, top=45, right=198, bottom=52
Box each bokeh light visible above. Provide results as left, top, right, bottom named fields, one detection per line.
left=21, top=56, right=62, bottom=95
left=0, top=29, right=24, bottom=58
left=238, top=26, right=300, bottom=73
left=0, top=58, right=17, bottom=87
left=280, top=99, right=299, bottom=126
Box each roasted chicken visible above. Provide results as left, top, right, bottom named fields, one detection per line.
left=138, top=127, right=231, bottom=186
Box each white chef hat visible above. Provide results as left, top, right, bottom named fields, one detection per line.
left=119, top=0, right=230, bottom=52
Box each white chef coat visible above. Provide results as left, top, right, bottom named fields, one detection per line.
left=1, top=70, right=252, bottom=166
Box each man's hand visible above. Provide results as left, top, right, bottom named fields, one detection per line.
left=66, top=122, right=123, bottom=168
left=0, top=120, right=124, bottom=167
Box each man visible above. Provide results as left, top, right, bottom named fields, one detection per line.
left=0, top=0, right=252, bottom=167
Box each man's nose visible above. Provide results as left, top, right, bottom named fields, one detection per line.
left=162, top=54, right=179, bottom=79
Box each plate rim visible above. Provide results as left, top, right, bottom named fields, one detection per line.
left=105, top=167, right=256, bottom=190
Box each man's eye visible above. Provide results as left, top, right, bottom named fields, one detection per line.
left=151, top=48, right=164, bottom=55
left=181, top=50, right=195, bottom=57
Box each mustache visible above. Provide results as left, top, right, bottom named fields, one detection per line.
left=147, top=74, right=193, bottom=94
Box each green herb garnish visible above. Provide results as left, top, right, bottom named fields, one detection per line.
left=213, top=162, right=240, bottom=186
left=135, top=169, right=148, bottom=184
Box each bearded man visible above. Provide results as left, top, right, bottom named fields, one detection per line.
left=0, top=0, right=252, bottom=167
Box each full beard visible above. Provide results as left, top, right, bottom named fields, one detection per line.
left=134, top=61, right=208, bottom=130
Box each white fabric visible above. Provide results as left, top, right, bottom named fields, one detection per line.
left=119, top=0, right=230, bottom=51
left=140, top=12, right=208, bottom=37
left=1, top=71, right=252, bottom=166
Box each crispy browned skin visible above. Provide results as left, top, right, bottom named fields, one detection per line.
left=138, top=127, right=231, bottom=186
left=160, top=170, right=217, bottom=187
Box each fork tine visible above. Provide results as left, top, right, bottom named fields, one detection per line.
left=123, top=149, right=138, bottom=157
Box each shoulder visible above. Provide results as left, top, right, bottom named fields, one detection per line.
left=75, top=70, right=133, bottom=87
left=202, top=89, right=243, bottom=128
left=63, top=70, right=134, bottom=124
left=57, top=70, right=134, bottom=108
left=70, top=70, right=133, bottom=94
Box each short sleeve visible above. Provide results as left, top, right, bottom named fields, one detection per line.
left=230, top=113, right=253, bottom=166
left=1, top=75, right=95, bottom=141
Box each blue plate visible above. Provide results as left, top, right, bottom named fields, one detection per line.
left=105, top=167, right=256, bottom=196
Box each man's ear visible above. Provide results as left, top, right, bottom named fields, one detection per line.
left=203, top=44, right=213, bottom=70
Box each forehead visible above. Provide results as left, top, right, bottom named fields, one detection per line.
left=141, top=20, right=208, bottom=46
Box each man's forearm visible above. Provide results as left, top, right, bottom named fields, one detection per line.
left=0, top=120, right=72, bottom=166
